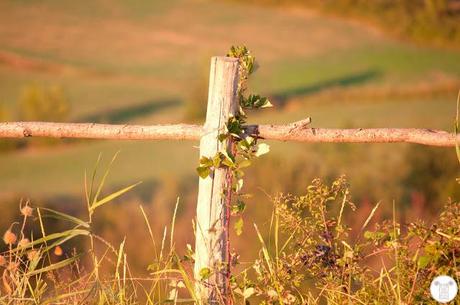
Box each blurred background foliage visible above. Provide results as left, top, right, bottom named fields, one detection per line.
left=0, top=0, right=459, bottom=275
left=234, top=0, right=460, bottom=48
left=19, top=84, right=70, bottom=122
left=0, top=84, right=71, bottom=149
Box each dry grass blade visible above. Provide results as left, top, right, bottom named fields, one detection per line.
left=12, top=229, right=90, bottom=252
left=90, top=181, right=142, bottom=212
left=26, top=254, right=82, bottom=276
left=361, top=201, right=381, bottom=232
left=40, top=207, right=90, bottom=228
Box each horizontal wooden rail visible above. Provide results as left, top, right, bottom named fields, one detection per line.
left=0, top=120, right=457, bottom=147
left=0, top=122, right=202, bottom=140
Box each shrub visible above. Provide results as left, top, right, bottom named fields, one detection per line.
left=233, top=177, right=460, bottom=304
left=183, top=65, right=209, bottom=123
left=18, top=84, right=70, bottom=122
left=17, top=84, right=71, bottom=147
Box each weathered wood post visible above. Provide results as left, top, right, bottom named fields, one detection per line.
left=194, top=56, right=239, bottom=304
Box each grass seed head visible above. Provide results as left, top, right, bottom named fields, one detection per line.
left=20, top=204, right=33, bottom=217
left=7, top=262, right=19, bottom=272
left=3, top=230, right=17, bottom=245
left=27, top=250, right=40, bottom=262
left=18, top=238, right=30, bottom=248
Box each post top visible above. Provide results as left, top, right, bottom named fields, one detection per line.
left=211, top=56, right=239, bottom=63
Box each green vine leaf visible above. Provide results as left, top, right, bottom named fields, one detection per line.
left=241, top=94, right=273, bottom=109
left=231, top=200, right=246, bottom=215
left=238, top=159, right=251, bottom=169
left=227, top=45, right=255, bottom=77
left=235, top=178, right=244, bottom=192
left=227, top=116, right=244, bottom=137
left=234, top=169, right=245, bottom=179
left=196, top=166, right=211, bottom=179
left=218, top=133, right=229, bottom=142
left=220, top=150, right=236, bottom=168
left=234, top=217, right=244, bottom=236
left=196, top=156, right=213, bottom=178
left=255, top=143, right=270, bottom=157
left=212, top=153, right=223, bottom=168
left=199, top=156, right=213, bottom=167
left=237, top=137, right=254, bottom=152
left=417, top=255, right=431, bottom=268
left=199, top=267, right=212, bottom=280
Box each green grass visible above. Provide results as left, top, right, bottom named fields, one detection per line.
left=0, top=141, right=196, bottom=197
left=253, top=44, right=460, bottom=94
left=252, top=96, right=456, bottom=128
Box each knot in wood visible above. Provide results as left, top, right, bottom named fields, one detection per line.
left=23, top=128, right=32, bottom=137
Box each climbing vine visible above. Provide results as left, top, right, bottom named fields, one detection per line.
left=196, top=46, right=272, bottom=237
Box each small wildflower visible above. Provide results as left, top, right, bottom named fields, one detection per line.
left=3, top=230, right=17, bottom=245
left=7, top=262, right=19, bottom=272
left=27, top=250, right=40, bottom=261
left=18, top=238, right=30, bottom=248
left=20, top=204, right=33, bottom=217
left=54, top=246, right=63, bottom=256
left=0, top=255, right=6, bottom=266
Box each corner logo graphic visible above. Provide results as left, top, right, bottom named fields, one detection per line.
left=430, top=275, right=458, bottom=303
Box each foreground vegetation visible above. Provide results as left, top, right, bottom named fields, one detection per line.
left=1, top=174, right=459, bottom=304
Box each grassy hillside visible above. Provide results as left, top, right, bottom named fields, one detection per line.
left=0, top=0, right=459, bottom=203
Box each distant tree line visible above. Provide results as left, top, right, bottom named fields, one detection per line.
left=234, top=0, right=460, bottom=48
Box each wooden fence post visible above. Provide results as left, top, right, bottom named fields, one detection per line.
left=194, top=56, right=239, bottom=304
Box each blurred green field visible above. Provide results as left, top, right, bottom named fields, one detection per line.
left=0, top=0, right=459, bottom=201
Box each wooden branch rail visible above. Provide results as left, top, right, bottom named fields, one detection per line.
left=0, top=120, right=457, bottom=147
